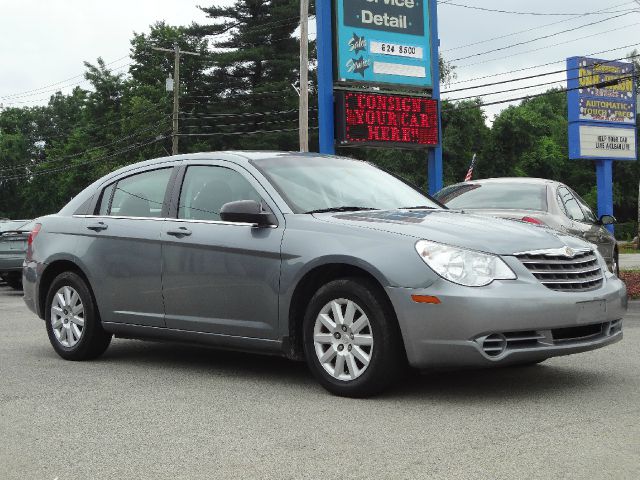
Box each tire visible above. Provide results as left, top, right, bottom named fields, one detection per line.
left=45, top=271, right=112, bottom=360
left=614, top=251, right=620, bottom=277
left=5, top=272, right=22, bottom=290
left=302, top=277, right=404, bottom=397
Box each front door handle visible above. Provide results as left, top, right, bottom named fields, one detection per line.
left=166, top=227, right=192, bottom=237
left=87, top=222, right=108, bottom=232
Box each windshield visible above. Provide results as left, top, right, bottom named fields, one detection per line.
left=253, top=156, right=440, bottom=213
left=435, top=183, right=547, bottom=211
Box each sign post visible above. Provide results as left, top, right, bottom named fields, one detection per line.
left=316, top=0, right=442, bottom=190
left=567, top=56, right=637, bottom=232
left=316, top=0, right=336, bottom=154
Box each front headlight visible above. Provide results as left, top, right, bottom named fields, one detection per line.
left=415, top=240, right=517, bottom=287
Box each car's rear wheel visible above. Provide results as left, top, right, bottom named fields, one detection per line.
left=45, top=271, right=111, bottom=360
left=303, top=278, right=403, bottom=397
left=4, top=272, right=23, bottom=290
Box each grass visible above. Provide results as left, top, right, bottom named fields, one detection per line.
left=619, top=245, right=638, bottom=255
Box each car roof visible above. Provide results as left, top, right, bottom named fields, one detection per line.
left=444, top=177, right=561, bottom=189
left=108, top=151, right=341, bottom=177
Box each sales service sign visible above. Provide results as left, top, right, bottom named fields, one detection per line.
left=335, top=0, right=434, bottom=88
left=567, top=56, right=636, bottom=161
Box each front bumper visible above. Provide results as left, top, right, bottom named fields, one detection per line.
left=387, top=272, right=627, bottom=369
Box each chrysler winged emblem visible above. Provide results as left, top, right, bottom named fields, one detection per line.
left=563, top=246, right=575, bottom=258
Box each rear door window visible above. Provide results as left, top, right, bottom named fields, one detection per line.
left=570, top=188, right=597, bottom=224
left=557, top=187, right=586, bottom=222
left=104, top=168, right=172, bottom=218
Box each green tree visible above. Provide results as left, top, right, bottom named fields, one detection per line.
left=188, top=0, right=303, bottom=151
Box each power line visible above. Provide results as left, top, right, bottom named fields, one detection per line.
left=0, top=134, right=169, bottom=182
left=177, top=126, right=317, bottom=137
left=454, top=73, right=639, bottom=111
left=0, top=104, right=167, bottom=147
left=442, top=52, right=640, bottom=94
left=448, top=70, right=638, bottom=102
left=182, top=118, right=317, bottom=130
left=448, top=42, right=640, bottom=85
left=441, top=1, right=637, bottom=52
left=438, top=1, right=639, bottom=16
left=179, top=108, right=306, bottom=119
left=449, top=11, right=635, bottom=62
left=455, top=22, right=640, bottom=69
left=1, top=62, right=134, bottom=104
left=0, top=56, right=131, bottom=100
left=0, top=118, right=170, bottom=173
left=0, top=15, right=311, bottom=101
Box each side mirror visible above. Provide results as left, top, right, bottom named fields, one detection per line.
left=599, top=214, right=616, bottom=225
left=220, top=200, right=276, bottom=227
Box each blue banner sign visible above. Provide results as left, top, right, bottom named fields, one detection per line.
left=567, top=56, right=637, bottom=161
left=567, top=56, right=636, bottom=125
left=335, top=0, right=434, bottom=88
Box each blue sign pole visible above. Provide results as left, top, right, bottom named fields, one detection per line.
left=427, top=0, right=442, bottom=194
left=316, top=0, right=335, bottom=155
left=596, top=159, right=615, bottom=233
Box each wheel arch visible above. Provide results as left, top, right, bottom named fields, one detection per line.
left=285, top=261, right=405, bottom=361
left=38, top=258, right=97, bottom=320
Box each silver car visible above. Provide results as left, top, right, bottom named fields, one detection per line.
left=23, top=152, right=627, bottom=397
left=434, top=178, right=619, bottom=274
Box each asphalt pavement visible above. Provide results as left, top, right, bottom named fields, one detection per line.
left=1, top=282, right=639, bottom=480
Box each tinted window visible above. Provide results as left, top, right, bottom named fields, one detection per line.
left=438, top=183, right=547, bottom=211
left=178, top=166, right=263, bottom=221
left=253, top=156, right=439, bottom=213
left=0, top=220, right=31, bottom=232
left=109, top=168, right=172, bottom=218
left=557, top=187, right=585, bottom=222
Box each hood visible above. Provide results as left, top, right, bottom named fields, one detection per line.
left=315, top=209, right=591, bottom=255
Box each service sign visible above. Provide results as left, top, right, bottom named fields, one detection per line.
left=569, top=124, right=637, bottom=161
left=567, top=56, right=636, bottom=125
left=335, top=0, right=434, bottom=88
left=335, top=90, right=439, bottom=147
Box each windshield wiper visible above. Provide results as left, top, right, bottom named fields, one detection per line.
left=305, top=206, right=378, bottom=214
left=398, top=205, right=437, bottom=210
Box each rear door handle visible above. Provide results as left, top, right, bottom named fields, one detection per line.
left=87, top=222, right=108, bottom=232
left=166, top=227, right=192, bottom=237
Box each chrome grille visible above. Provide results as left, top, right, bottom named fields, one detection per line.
left=515, top=248, right=603, bottom=292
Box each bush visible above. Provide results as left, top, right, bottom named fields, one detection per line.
left=615, top=221, right=637, bottom=242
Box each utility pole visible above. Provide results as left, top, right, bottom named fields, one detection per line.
left=299, top=0, right=309, bottom=152
left=152, top=43, right=200, bottom=155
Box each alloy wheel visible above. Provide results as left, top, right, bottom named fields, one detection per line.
left=50, top=286, right=85, bottom=348
left=313, top=298, right=374, bottom=381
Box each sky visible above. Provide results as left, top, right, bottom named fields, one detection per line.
left=0, top=0, right=638, bottom=121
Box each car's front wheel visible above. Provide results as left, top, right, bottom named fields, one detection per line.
left=303, top=278, right=404, bottom=397
left=45, top=271, right=112, bottom=360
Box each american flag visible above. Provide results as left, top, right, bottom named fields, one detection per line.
left=464, top=154, right=477, bottom=182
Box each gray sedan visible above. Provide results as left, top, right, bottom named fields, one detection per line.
left=434, top=178, right=618, bottom=274
left=22, top=152, right=627, bottom=397
left=0, top=219, right=33, bottom=289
